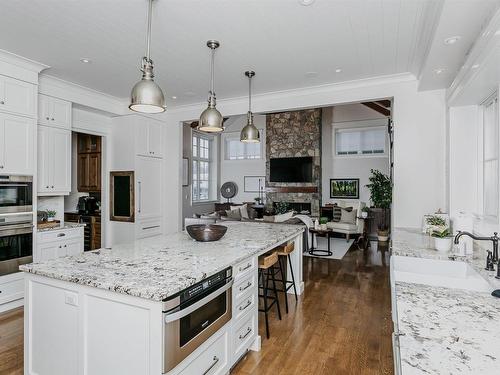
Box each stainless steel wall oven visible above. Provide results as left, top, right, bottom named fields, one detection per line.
left=0, top=175, right=33, bottom=214
left=0, top=213, right=33, bottom=276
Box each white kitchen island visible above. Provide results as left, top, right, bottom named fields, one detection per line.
left=20, top=222, right=305, bottom=375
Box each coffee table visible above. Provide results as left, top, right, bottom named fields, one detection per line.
left=308, top=227, right=334, bottom=256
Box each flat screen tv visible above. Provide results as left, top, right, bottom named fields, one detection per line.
left=270, top=157, right=313, bottom=183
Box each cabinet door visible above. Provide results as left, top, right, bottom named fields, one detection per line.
left=49, top=96, right=71, bottom=129
left=135, top=120, right=149, bottom=157
left=38, top=94, right=51, bottom=126
left=65, top=238, right=83, bottom=256
left=77, top=154, right=90, bottom=191
left=37, top=242, right=59, bottom=262
left=37, top=126, right=51, bottom=193
left=0, top=113, right=34, bottom=174
left=87, top=153, right=101, bottom=191
left=136, top=156, right=162, bottom=218
left=51, top=128, right=71, bottom=193
left=0, top=75, right=35, bottom=117
left=148, top=120, right=163, bottom=158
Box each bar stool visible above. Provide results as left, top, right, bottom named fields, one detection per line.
left=258, top=250, right=282, bottom=339
left=272, top=242, right=298, bottom=314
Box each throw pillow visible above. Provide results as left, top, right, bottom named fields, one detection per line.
left=225, top=209, right=242, bottom=221
left=332, top=207, right=342, bottom=222
left=340, top=208, right=357, bottom=224
left=274, top=211, right=294, bottom=223
left=248, top=207, right=257, bottom=220
left=231, top=204, right=249, bottom=219
left=263, top=215, right=275, bottom=223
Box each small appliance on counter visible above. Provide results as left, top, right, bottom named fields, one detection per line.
left=77, top=196, right=98, bottom=215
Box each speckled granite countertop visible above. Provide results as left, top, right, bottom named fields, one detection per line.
left=37, top=223, right=86, bottom=232
left=392, top=228, right=500, bottom=374
left=21, top=222, right=304, bottom=301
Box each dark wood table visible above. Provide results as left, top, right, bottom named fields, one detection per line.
left=308, top=227, right=335, bottom=256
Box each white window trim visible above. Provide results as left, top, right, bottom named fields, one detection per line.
left=332, top=125, right=389, bottom=159
left=192, top=131, right=217, bottom=204
left=222, top=130, right=265, bottom=161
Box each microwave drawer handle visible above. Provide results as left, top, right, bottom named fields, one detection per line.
left=164, top=280, right=233, bottom=323
left=143, top=225, right=160, bottom=230
left=202, top=356, right=219, bottom=375
left=239, top=263, right=252, bottom=272
left=239, top=281, right=252, bottom=292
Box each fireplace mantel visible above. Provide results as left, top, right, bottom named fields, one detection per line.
left=266, top=186, right=318, bottom=193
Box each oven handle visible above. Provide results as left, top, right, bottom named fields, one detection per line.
left=164, top=280, right=233, bottom=323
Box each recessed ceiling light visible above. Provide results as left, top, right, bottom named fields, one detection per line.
left=444, top=36, right=461, bottom=45
left=335, top=68, right=342, bottom=73
left=171, top=96, right=177, bottom=99
left=80, top=58, right=92, bottom=64
left=434, top=68, right=445, bottom=74
left=299, top=0, right=315, bottom=5
left=471, top=64, right=480, bottom=70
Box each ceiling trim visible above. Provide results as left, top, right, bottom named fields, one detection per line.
left=0, top=49, right=49, bottom=84
left=39, top=74, right=129, bottom=116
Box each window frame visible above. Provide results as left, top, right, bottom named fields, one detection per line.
left=333, top=125, right=388, bottom=159
left=222, top=130, right=264, bottom=161
left=192, top=131, right=216, bottom=204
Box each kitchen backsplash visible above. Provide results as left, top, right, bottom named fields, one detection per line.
left=37, top=196, right=65, bottom=223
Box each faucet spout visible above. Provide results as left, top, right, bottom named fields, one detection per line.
left=453, top=231, right=499, bottom=263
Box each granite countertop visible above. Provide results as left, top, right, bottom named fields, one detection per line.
left=392, top=228, right=500, bottom=374
left=21, top=222, right=304, bottom=301
left=37, top=223, right=86, bottom=232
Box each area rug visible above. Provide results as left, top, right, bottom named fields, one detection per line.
left=303, top=237, right=354, bottom=260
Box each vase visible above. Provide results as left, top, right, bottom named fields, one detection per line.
left=434, top=237, right=452, bottom=252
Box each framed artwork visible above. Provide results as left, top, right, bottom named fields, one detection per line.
left=244, top=176, right=265, bottom=193
left=182, top=158, right=189, bottom=186
left=330, top=178, right=359, bottom=199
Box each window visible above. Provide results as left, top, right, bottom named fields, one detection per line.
left=192, top=132, right=215, bottom=202
left=483, top=96, right=498, bottom=218
left=335, top=127, right=386, bottom=156
left=224, top=134, right=262, bottom=160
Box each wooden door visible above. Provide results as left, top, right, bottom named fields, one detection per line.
left=77, top=154, right=90, bottom=191
left=87, top=153, right=101, bottom=192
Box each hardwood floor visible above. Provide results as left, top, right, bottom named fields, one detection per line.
left=0, top=242, right=393, bottom=375
left=232, top=242, right=394, bottom=375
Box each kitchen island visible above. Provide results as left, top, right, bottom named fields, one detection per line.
left=20, top=221, right=305, bottom=375
left=390, top=228, right=500, bottom=374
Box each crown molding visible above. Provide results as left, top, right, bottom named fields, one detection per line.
left=39, top=74, right=129, bottom=115
left=0, top=49, right=49, bottom=84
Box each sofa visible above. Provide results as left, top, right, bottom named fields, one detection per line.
left=326, top=200, right=366, bottom=241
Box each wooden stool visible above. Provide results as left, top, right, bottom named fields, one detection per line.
left=258, top=250, right=282, bottom=339
left=272, top=242, right=298, bottom=314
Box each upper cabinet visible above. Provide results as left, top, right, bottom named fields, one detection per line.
left=0, top=75, right=36, bottom=118
left=38, top=94, right=71, bottom=129
left=0, top=112, right=35, bottom=175
left=135, top=118, right=163, bottom=158
left=77, top=133, right=101, bottom=192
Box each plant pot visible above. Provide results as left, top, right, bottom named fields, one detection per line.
left=434, top=237, right=452, bottom=252
left=47, top=217, right=55, bottom=222
left=361, top=212, right=368, bottom=219
left=377, top=229, right=390, bottom=242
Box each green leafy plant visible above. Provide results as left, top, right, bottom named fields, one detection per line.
left=46, top=210, right=56, bottom=218
left=431, top=228, right=451, bottom=238
left=319, top=217, right=329, bottom=225
left=426, top=215, right=446, bottom=227
left=275, top=201, right=289, bottom=215
left=361, top=206, right=370, bottom=213
left=366, top=169, right=392, bottom=230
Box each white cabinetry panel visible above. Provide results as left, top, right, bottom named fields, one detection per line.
left=0, top=75, right=36, bottom=117
left=38, top=94, right=71, bottom=129
left=0, top=112, right=34, bottom=174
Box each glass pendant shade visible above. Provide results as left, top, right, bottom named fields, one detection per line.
left=199, top=40, right=223, bottom=132
left=240, top=70, right=260, bottom=143
left=129, top=0, right=165, bottom=114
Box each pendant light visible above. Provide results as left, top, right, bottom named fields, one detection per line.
left=198, top=40, right=224, bottom=132
left=240, top=71, right=260, bottom=143
left=129, top=0, right=165, bottom=114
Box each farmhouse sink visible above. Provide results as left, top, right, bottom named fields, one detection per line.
left=391, top=255, right=492, bottom=292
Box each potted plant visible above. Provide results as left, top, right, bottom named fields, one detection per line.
left=361, top=206, right=369, bottom=219
left=46, top=210, right=56, bottom=222
left=366, top=169, right=392, bottom=242
left=431, top=227, right=452, bottom=252
left=254, top=197, right=262, bottom=205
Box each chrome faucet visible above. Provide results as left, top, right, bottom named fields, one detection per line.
left=454, top=231, right=499, bottom=266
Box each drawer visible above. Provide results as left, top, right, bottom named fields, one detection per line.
left=37, top=227, right=83, bottom=244
left=233, top=291, right=256, bottom=322
left=232, top=312, right=257, bottom=363
left=233, top=272, right=257, bottom=305
left=233, top=257, right=256, bottom=281
left=0, top=274, right=24, bottom=305
left=136, top=217, right=162, bottom=239
left=179, top=328, right=229, bottom=375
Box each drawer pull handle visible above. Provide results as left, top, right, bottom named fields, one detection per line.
left=239, top=263, right=252, bottom=272
left=239, top=281, right=252, bottom=292
left=143, top=225, right=160, bottom=230
left=57, top=233, right=66, bottom=237
left=239, top=327, right=252, bottom=340
left=239, top=299, right=252, bottom=311
left=202, top=356, right=219, bottom=375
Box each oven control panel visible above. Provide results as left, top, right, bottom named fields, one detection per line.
left=180, top=267, right=232, bottom=303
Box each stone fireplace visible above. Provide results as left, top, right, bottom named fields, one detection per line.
left=266, top=109, right=322, bottom=216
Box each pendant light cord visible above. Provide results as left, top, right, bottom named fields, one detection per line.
left=210, top=48, right=215, bottom=97
left=248, top=74, right=252, bottom=112
left=145, top=0, right=153, bottom=61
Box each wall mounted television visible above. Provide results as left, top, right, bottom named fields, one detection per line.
left=269, top=157, right=313, bottom=183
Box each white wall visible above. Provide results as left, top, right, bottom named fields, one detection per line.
left=165, top=75, right=447, bottom=231
left=321, top=105, right=390, bottom=205
left=220, top=114, right=266, bottom=203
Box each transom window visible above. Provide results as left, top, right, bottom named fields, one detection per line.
left=224, top=135, right=262, bottom=160
left=335, top=127, right=386, bottom=156
left=192, top=132, right=213, bottom=202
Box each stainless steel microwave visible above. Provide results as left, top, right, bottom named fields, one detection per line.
left=0, top=175, right=33, bottom=214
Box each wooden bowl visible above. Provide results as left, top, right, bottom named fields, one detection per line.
left=186, top=224, right=228, bottom=242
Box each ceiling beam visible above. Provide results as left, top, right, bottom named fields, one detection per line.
left=362, top=102, right=390, bottom=117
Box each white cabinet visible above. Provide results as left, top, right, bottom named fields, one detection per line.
left=38, top=94, right=71, bottom=129
left=136, top=156, right=162, bottom=239
left=36, top=227, right=84, bottom=262
left=0, top=74, right=36, bottom=118
left=135, top=118, right=163, bottom=158
left=0, top=112, right=34, bottom=174
left=0, top=272, right=24, bottom=313
left=37, top=125, right=71, bottom=195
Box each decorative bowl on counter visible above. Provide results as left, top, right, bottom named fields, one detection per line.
left=186, top=224, right=228, bottom=242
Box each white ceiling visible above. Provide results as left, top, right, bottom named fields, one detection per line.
left=0, top=0, right=498, bottom=106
